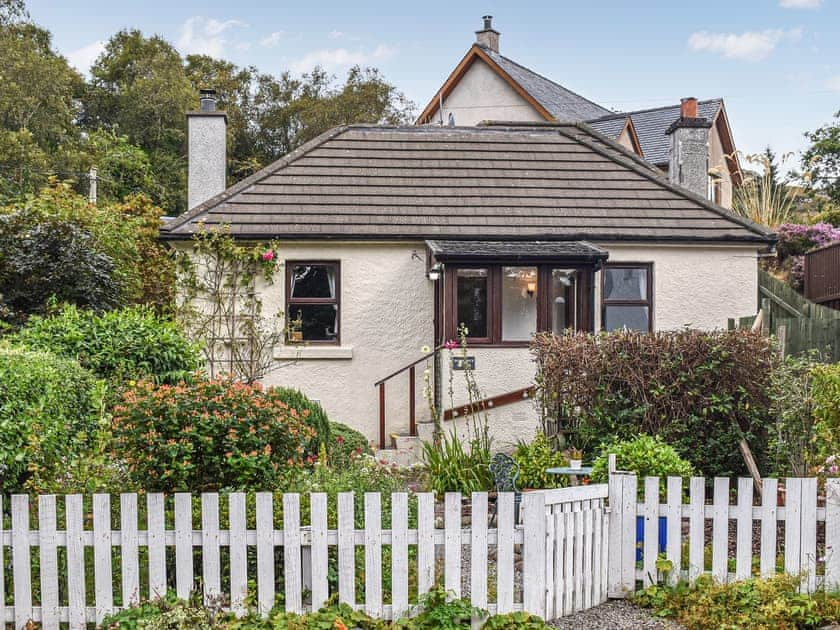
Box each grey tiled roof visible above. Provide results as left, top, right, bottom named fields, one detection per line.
left=481, top=46, right=612, bottom=122
left=585, top=115, right=630, bottom=144
left=162, top=123, right=773, bottom=244
left=427, top=240, right=609, bottom=261
left=593, top=100, right=723, bottom=166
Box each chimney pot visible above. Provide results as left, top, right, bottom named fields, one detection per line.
left=199, top=88, right=217, bottom=112
left=680, top=97, right=698, bottom=119
left=475, top=15, right=500, bottom=53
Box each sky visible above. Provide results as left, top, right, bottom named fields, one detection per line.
left=27, top=0, right=840, bottom=172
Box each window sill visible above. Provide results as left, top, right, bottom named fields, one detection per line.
left=275, top=345, right=353, bottom=360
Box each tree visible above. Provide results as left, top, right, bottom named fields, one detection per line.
left=733, top=150, right=798, bottom=227
left=0, top=22, right=83, bottom=198
left=85, top=30, right=194, bottom=213
left=0, top=0, right=26, bottom=26
left=802, top=111, right=840, bottom=206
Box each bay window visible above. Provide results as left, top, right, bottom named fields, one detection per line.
left=445, top=264, right=592, bottom=344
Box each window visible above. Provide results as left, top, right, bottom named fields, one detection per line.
left=601, top=264, right=652, bottom=332
left=456, top=268, right=490, bottom=340
left=445, top=264, right=592, bottom=343
left=501, top=266, right=537, bottom=341
left=286, top=262, right=340, bottom=343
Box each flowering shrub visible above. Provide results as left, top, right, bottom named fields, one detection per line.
left=111, top=377, right=317, bottom=491
left=774, top=223, right=840, bottom=288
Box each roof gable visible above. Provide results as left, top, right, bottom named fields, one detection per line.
left=417, top=45, right=611, bottom=125
left=162, top=123, right=772, bottom=245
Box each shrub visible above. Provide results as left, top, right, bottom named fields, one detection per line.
left=634, top=574, right=840, bottom=629
left=512, top=433, right=568, bottom=489
left=111, top=377, right=318, bottom=491
left=811, top=362, right=840, bottom=465
left=273, top=387, right=331, bottom=452
left=0, top=210, right=120, bottom=323
left=768, top=355, right=819, bottom=476
left=0, top=345, right=100, bottom=492
left=329, top=421, right=372, bottom=468
left=533, top=329, right=777, bottom=477
left=591, top=435, right=694, bottom=498
left=423, top=422, right=493, bottom=496
left=12, top=304, right=200, bottom=383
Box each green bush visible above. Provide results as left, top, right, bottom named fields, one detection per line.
left=591, top=435, right=694, bottom=499
left=634, top=574, right=840, bottom=629
left=329, top=421, right=373, bottom=468
left=273, top=387, right=331, bottom=451
left=422, top=423, right=493, bottom=496
left=12, top=304, right=200, bottom=384
left=533, top=329, right=777, bottom=477
left=111, top=377, right=318, bottom=491
left=0, top=344, right=100, bottom=492
left=512, top=433, right=568, bottom=489
left=811, top=362, right=840, bottom=464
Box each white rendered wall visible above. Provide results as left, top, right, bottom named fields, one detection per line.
left=437, top=59, right=545, bottom=126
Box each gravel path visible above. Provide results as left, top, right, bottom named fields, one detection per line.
left=548, top=600, right=685, bottom=629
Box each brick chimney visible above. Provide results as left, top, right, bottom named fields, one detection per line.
left=666, top=97, right=712, bottom=200
left=475, top=15, right=500, bottom=53
left=187, top=88, right=227, bottom=210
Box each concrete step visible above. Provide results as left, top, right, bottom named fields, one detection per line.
left=375, top=433, right=424, bottom=467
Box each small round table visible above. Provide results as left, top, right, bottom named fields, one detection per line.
left=546, top=466, right=593, bottom=486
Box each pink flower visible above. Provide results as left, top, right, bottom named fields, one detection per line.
left=261, top=250, right=275, bottom=262
left=830, top=465, right=838, bottom=474
left=443, top=339, right=459, bottom=350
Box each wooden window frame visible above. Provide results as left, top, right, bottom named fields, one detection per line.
left=600, top=262, right=653, bottom=333
left=285, top=260, right=341, bottom=345
left=444, top=263, right=595, bottom=346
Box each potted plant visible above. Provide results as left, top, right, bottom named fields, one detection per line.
left=568, top=447, right=583, bottom=469
left=288, top=311, right=303, bottom=342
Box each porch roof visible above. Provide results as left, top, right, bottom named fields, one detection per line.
left=426, top=239, right=608, bottom=263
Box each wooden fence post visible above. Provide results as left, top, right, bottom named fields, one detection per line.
left=522, top=490, right=547, bottom=618
left=608, top=472, right=636, bottom=597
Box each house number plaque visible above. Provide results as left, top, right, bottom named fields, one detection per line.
left=451, top=356, right=475, bottom=370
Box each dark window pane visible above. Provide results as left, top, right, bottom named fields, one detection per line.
left=290, top=265, right=336, bottom=299
left=604, top=305, right=649, bottom=332
left=288, top=304, right=338, bottom=341
left=551, top=269, right=577, bottom=333
left=603, top=267, right=647, bottom=301
left=457, top=268, right=488, bottom=338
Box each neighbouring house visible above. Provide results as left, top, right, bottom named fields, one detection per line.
left=417, top=16, right=742, bottom=208
left=161, top=90, right=774, bottom=458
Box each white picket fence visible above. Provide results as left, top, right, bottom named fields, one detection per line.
left=607, top=474, right=840, bottom=596
left=0, top=488, right=606, bottom=629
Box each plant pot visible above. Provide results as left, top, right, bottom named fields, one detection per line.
left=636, top=515, right=668, bottom=562
left=289, top=330, right=303, bottom=342
left=569, top=459, right=582, bottom=469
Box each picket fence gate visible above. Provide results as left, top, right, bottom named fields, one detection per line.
left=607, top=474, right=840, bottom=595
left=0, top=486, right=610, bottom=629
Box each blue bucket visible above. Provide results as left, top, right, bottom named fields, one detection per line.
left=636, top=515, right=667, bottom=561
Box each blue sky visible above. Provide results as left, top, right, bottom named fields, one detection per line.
left=28, top=0, right=840, bottom=172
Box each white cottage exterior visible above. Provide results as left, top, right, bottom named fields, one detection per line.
left=163, top=107, right=774, bottom=456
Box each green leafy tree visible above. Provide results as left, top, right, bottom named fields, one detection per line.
left=802, top=111, right=840, bottom=206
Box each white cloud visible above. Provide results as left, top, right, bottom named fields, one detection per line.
left=177, top=16, right=248, bottom=57
left=328, top=30, right=344, bottom=39
left=780, top=0, right=821, bottom=8
left=66, top=40, right=106, bottom=75
left=289, top=44, right=396, bottom=73
left=687, top=28, right=802, bottom=61
left=826, top=75, right=840, bottom=91
left=260, top=31, right=285, bottom=47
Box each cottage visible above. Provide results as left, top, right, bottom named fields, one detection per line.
left=162, top=90, right=774, bottom=457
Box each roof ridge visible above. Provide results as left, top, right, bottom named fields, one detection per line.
left=620, top=98, right=723, bottom=117
left=483, top=46, right=611, bottom=116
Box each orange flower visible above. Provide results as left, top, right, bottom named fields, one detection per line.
left=334, top=620, right=347, bottom=630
